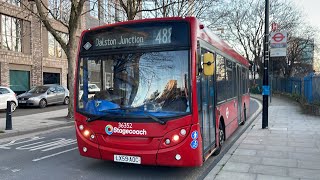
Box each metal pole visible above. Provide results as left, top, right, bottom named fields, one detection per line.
left=5, top=101, right=12, bottom=130
left=262, top=0, right=269, bottom=129
left=270, top=59, right=273, bottom=103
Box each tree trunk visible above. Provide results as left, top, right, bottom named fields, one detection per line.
left=66, top=37, right=78, bottom=119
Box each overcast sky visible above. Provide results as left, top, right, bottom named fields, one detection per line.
left=292, top=0, right=320, bottom=29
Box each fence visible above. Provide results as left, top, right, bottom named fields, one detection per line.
left=250, top=75, right=320, bottom=104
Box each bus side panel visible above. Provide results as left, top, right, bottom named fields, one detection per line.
left=217, top=100, right=239, bottom=140
left=156, top=124, right=203, bottom=167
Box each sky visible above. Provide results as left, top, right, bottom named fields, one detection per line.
left=292, top=0, right=320, bottom=71
left=292, top=0, right=320, bottom=29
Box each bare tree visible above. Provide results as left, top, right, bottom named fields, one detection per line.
left=142, top=0, right=216, bottom=18
left=20, top=0, right=86, bottom=118
left=284, top=25, right=317, bottom=77
left=207, top=0, right=308, bottom=78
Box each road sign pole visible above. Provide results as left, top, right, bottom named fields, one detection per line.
left=262, top=0, right=269, bottom=129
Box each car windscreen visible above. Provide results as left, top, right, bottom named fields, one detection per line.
left=28, top=86, right=50, bottom=93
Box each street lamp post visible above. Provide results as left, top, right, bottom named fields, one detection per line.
left=262, top=0, right=269, bottom=129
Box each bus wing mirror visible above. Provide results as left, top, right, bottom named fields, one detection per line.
left=203, top=52, right=215, bottom=76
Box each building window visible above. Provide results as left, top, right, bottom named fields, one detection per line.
left=43, top=72, right=61, bottom=85
left=1, top=14, right=22, bottom=52
left=2, top=0, right=20, bottom=6
left=118, top=9, right=126, bottom=21
left=48, top=0, right=70, bottom=22
left=48, top=32, right=68, bottom=58
left=109, top=3, right=116, bottom=23
left=90, top=0, right=99, bottom=18
left=9, top=70, right=30, bottom=94
left=102, top=0, right=109, bottom=22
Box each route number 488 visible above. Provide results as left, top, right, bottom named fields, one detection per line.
left=155, top=27, right=172, bottom=44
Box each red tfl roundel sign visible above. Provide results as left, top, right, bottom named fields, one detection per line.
left=272, top=33, right=285, bottom=42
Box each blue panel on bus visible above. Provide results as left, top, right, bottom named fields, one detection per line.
left=191, top=131, right=198, bottom=139
left=262, top=85, right=270, bottom=95
left=190, top=140, right=198, bottom=149
left=210, top=87, right=214, bottom=96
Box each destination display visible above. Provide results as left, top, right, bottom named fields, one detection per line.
left=81, top=22, right=189, bottom=52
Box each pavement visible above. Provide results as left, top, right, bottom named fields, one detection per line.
left=205, top=94, right=320, bottom=180
left=0, top=108, right=73, bottom=139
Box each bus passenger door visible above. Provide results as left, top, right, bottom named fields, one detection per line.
left=197, top=50, right=216, bottom=156
left=236, top=65, right=242, bottom=124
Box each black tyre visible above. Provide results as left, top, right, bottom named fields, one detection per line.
left=63, top=97, right=70, bottom=105
left=39, top=99, right=47, bottom=108
left=213, top=122, right=225, bottom=155
left=10, top=101, right=17, bottom=112
left=240, top=104, right=247, bottom=125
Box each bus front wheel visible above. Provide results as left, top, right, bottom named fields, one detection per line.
left=240, top=104, right=247, bottom=125
left=213, top=123, right=225, bottom=155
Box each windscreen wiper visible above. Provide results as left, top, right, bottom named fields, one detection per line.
left=142, top=111, right=166, bottom=125
left=86, top=112, right=120, bottom=122
left=86, top=106, right=166, bottom=125
left=118, top=106, right=166, bottom=125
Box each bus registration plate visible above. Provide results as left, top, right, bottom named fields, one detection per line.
left=114, top=154, right=141, bottom=164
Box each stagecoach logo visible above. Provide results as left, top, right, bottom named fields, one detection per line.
left=105, top=125, right=114, bottom=135
left=83, top=42, right=92, bottom=50
left=105, top=124, right=147, bottom=136
left=226, top=107, right=229, bottom=119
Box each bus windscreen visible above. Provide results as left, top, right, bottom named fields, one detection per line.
left=80, top=21, right=190, bottom=52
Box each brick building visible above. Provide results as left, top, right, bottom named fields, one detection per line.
left=0, top=0, right=137, bottom=94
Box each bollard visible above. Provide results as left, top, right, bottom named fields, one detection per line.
left=5, top=101, right=12, bottom=130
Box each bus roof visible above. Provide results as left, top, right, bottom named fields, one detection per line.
left=196, top=22, right=249, bottom=67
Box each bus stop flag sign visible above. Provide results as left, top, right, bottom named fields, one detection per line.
left=270, top=31, right=287, bottom=57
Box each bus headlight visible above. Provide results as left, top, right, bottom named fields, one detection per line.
left=165, top=139, right=171, bottom=145
left=172, top=135, right=180, bottom=142
left=161, top=126, right=190, bottom=148
left=180, top=129, right=187, bottom=136
left=77, top=122, right=98, bottom=144
left=175, top=154, right=181, bottom=160
left=83, top=130, right=90, bottom=137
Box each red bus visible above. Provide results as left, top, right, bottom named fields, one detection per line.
left=74, top=17, right=250, bottom=167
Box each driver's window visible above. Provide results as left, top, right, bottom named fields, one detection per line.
left=48, top=87, right=55, bottom=93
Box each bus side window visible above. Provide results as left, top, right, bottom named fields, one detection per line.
left=225, top=59, right=234, bottom=99
left=196, top=45, right=202, bottom=76
left=216, top=54, right=226, bottom=103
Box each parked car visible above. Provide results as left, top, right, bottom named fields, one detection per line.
left=79, top=83, right=101, bottom=100
left=0, top=86, right=18, bottom=112
left=80, top=84, right=100, bottom=93
left=17, top=84, right=69, bottom=108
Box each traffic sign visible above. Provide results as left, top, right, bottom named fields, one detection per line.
left=270, top=31, right=287, bottom=57
left=271, top=22, right=278, bottom=32
left=270, top=32, right=287, bottom=44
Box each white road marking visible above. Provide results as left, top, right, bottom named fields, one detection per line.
left=11, top=169, right=20, bottom=173
left=14, top=138, right=76, bottom=151
left=32, top=147, right=78, bottom=162
left=15, top=141, right=46, bottom=150
left=0, top=137, right=45, bottom=149
left=41, top=140, right=77, bottom=151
